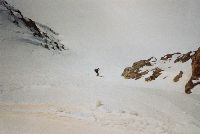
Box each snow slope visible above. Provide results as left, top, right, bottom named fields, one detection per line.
left=1, top=0, right=200, bottom=134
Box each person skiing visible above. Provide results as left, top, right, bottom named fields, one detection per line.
left=94, top=68, right=100, bottom=76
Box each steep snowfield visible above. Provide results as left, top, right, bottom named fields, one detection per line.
left=1, top=0, right=200, bottom=134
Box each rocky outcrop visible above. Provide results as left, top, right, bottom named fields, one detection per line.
left=122, top=47, right=200, bottom=94
left=145, top=67, right=163, bottom=82
left=122, top=57, right=164, bottom=81
left=173, top=71, right=183, bottom=82
left=160, top=53, right=181, bottom=61
left=160, top=51, right=194, bottom=63
left=0, top=0, right=65, bottom=50
left=122, top=67, right=149, bottom=79
left=122, top=59, right=152, bottom=79
left=185, top=48, right=200, bottom=94
left=174, top=51, right=193, bottom=63
left=132, top=59, right=152, bottom=69
left=191, top=48, right=200, bottom=80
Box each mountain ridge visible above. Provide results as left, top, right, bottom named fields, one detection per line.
left=0, top=0, right=65, bottom=50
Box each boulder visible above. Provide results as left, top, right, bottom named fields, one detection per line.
left=173, top=71, right=183, bottom=82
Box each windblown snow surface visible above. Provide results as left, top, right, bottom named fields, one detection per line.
left=1, top=0, right=200, bottom=134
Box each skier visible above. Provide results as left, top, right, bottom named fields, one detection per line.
left=94, top=68, right=100, bottom=76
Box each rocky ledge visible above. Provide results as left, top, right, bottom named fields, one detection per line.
left=0, top=0, right=65, bottom=50
left=122, top=47, right=200, bottom=94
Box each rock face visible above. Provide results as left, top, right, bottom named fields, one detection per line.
left=191, top=48, right=200, bottom=79
left=122, top=57, right=166, bottom=81
left=0, top=0, right=65, bottom=50
left=122, top=57, right=159, bottom=79
left=145, top=67, right=163, bottom=82
left=122, top=59, right=152, bottom=79
left=122, top=67, right=148, bottom=80
left=174, top=51, right=193, bottom=63
left=185, top=48, right=200, bottom=94
left=132, top=59, right=152, bottom=69
left=122, top=47, right=200, bottom=94
left=173, top=71, right=183, bottom=82
left=161, top=53, right=181, bottom=61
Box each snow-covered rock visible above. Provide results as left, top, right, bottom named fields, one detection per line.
left=122, top=48, right=200, bottom=93
left=0, top=0, right=65, bottom=50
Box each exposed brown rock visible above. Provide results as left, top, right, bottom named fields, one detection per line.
left=185, top=79, right=200, bottom=94
left=160, top=52, right=181, bottom=61
left=174, top=51, right=193, bottom=63
left=191, top=48, right=200, bottom=79
left=122, top=59, right=152, bottom=79
left=185, top=48, right=200, bottom=94
left=145, top=67, right=163, bottom=82
left=132, top=59, right=152, bottom=70
left=148, top=57, right=157, bottom=62
left=122, top=47, right=199, bottom=94
left=122, top=67, right=148, bottom=79
left=122, top=67, right=134, bottom=79
left=173, top=71, right=183, bottom=82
